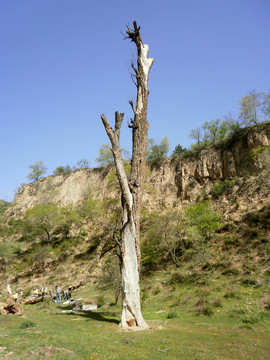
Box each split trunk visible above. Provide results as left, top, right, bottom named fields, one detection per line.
left=100, top=22, right=154, bottom=328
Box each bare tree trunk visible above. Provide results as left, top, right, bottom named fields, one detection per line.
left=100, top=22, right=154, bottom=329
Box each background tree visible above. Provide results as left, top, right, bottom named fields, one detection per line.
left=186, top=201, right=221, bottom=241
left=219, top=114, right=240, bottom=139
left=262, top=90, right=270, bottom=119
left=189, top=127, right=202, bottom=146
left=96, top=144, right=130, bottom=167
left=141, top=210, right=185, bottom=269
left=239, top=90, right=262, bottom=126
left=201, top=119, right=221, bottom=144
left=53, top=165, right=72, bottom=175
left=27, top=161, right=47, bottom=182
left=100, top=21, right=154, bottom=329
left=24, top=204, right=60, bottom=243
left=98, top=254, right=121, bottom=306
left=140, top=204, right=222, bottom=271
left=147, top=136, right=170, bottom=160
left=57, top=205, right=81, bottom=238
left=146, top=138, right=155, bottom=159
left=76, top=159, right=90, bottom=169
left=172, top=144, right=187, bottom=157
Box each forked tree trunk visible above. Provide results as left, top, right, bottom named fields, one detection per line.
left=100, top=22, right=154, bottom=329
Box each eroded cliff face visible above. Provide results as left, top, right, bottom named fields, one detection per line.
left=9, top=124, right=270, bottom=220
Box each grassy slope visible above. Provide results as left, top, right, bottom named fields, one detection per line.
left=1, top=205, right=269, bottom=360
left=0, top=278, right=269, bottom=360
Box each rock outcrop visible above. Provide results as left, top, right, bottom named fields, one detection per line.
left=9, top=123, right=270, bottom=220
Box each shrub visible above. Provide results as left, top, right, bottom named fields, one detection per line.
left=153, top=286, right=161, bottom=295
left=223, top=236, right=240, bottom=247
left=167, top=310, right=178, bottom=319
left=222, top=267, right=240, bottom=276
left=186, top=201, right=221, bottom=241
left=97, top=294, right=105, bottom=308
left=210, top=179, right=233, bottom=198
left=212, top=297, right=223, bottom=308
left=193, top=298, right=213, bottom=316
left=242, top=315, right=259, bottom=324
left=240, top=277, right=258, bottom=286
left=224, top=286, right=238, bottom=299
left=20, top=320, right=36, bottom=329
left=239, top=324, right=253, bottom=330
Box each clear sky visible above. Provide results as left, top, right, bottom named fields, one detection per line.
left=1, top=0, right=270, bottom=201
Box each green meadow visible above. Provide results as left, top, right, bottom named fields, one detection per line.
left=1, top=275, right=269, bottom=360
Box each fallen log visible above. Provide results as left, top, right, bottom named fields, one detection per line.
left=23, top=295, right=44, bottom=305
left=0, top=302, right=7, bottom=315
left=4, top=302, right=22, bottom=315
left=1, top=297, right=22, bottom=316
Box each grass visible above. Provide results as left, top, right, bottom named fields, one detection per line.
left=1, top=277, right=269, bottom=360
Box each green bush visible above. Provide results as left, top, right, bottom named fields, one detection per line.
left=97, top=294, right=105, bottom=308
left=239, top=324, right=253, bottom=330
left=186, top=201, right=221, bottom=241
left=242, top=316, right=260, bottom=324
left=167, top=310, right=178, bottom=319
left=20, top=320, right=36, bottom=329
left=210, top=179, right=233, bottom=198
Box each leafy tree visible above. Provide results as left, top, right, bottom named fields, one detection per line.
left=57, top=205, right=81, bottom=238
left=96, top=144, right=130, bottom=167
left=239, top=90, right=262, bottom=126
left=147, top=136, right=170, bottom=160
left=76, top=159, right=90, bottom=169
left=202, top=119, right=221, bottom=144
left=24, top=203, right=81, bottom=242
left=141, top=210, right=187, bottom=269
left=262, top=90, right=270, bottom=119
left=24, top=204, right=60, bottom=243
left=53, top=165, right=72, bottom=175
left=146, top=138, right=155, bottom=159
left=141, top=211, right=166, bottom=271
left=186, top=201, right=221, bottom=241
left=172, top=144, right=187, bottom=157
left=190, top=116, right=241, bottom=149
left=189, top=128, right=202, bottom=145
left=27, top=161, right=47, bottom=182
left=53, top=166, right=65, bottom=174
left=218, top=117, right=240, bottom=139
left=98, top=255, right=121, bottom=306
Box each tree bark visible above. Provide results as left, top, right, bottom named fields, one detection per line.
left=100, top=22, right=154, bottom=329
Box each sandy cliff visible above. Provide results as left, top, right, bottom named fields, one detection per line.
left=9, top=123, right=270, bottom=220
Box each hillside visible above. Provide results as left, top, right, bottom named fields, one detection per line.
left=0, top=122, right=270, bottom=304
left=9, top=122, right=270, bottom=217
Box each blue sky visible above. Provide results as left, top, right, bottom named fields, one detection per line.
left=1, top=0, right=270, bottom=201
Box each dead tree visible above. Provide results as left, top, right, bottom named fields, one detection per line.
left=100, top=21, right=154, bottom=329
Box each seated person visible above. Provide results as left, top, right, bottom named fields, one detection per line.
left=33, top=287, right=40, bottom=297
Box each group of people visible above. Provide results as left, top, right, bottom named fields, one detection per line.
left=30, top=284, right=72, bottom=303
left=3, top=284, right=73, bottom=304
left=54, top=285, right=72, bottom=303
